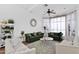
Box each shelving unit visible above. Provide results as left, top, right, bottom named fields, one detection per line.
left=0, top=19, right=14, bottom=48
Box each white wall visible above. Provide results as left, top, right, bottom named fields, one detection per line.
left=0, top=5, right=42, bottom=36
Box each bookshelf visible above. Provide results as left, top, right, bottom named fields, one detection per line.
left=0, top=19, right=14, bottom=48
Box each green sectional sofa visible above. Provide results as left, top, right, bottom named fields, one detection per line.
left=25, top=32, right=63, bottom=43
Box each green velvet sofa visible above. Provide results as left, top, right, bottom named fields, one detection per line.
left=25, top=32, right=44, bottom=43
left=48, top=32, right=63, bottom=42
left=25, top=32, right=63, bottom=43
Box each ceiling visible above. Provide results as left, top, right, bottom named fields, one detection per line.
left=17, top=4, right=79, bottom=17
left=17, top=4, right=37, bottom=11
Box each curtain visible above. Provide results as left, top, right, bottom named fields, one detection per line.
left=66, top=11, right=76, bottom=41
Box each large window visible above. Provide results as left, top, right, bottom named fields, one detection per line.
left=51, top=16, right=65, bottom=36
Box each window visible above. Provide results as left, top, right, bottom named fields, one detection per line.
left=43, top=19, right=50, bottom=30
left=51, top=16, right=65, bottom=36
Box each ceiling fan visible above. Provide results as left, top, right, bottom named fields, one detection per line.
left=44, top=9, right=56, bottom=16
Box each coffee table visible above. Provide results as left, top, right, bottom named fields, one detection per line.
left=27, top=39, right=56, bottom=54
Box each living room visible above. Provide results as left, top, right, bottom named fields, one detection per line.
left=0, top=4, right=79, bottom=54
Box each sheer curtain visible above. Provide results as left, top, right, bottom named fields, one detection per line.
left=66, top=11, right=76, bottom=41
